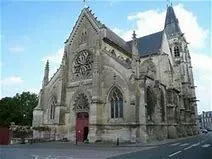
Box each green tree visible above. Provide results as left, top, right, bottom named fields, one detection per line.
left=0, top=92, right=38, bottom=126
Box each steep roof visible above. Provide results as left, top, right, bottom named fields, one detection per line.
left=164, top=6, right=181, bottom=39
left=67, top=7, right=164, bottom=57
left=65, top=7, right=104, bottom=44
left=126, top=31, right=163, bottom=57
left=102, top=28, right=131, bottom=53
left=84, top=7, right=163, bottom=57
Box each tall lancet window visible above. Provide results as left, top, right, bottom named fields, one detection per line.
left=174, top=46, right=180, bottom=57
left=50, top=96, right=57, bottom=119
left=109, top=87, right=123, bottom=118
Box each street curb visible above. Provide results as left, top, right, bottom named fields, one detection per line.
left=120, top=134, right=202, bottom=147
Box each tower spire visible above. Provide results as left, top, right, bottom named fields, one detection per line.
left=42, top=60, right=49, bottom=87
left=164, top=3, right=182, bottom=39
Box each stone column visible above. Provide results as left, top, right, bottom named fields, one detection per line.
left=32, top=108, right=44, bottom=139
left=136, top=76, right=148, bottom=142
left=88, top=39, right=102, bottom=142
left=88, top=101, right=99, bottom=142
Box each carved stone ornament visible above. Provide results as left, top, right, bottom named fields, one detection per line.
left=73, top=93, right=89, bottom=112
left=73, top=50, right=93, bottom=78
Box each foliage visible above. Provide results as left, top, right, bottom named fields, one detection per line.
left=0, top=92, right=38, bottom=126
left=11, top=125, right=33, bottom=138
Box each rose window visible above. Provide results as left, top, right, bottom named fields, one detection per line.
left=73, top=50, right=93, bottom=78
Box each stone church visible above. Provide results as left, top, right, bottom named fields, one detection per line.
left=33, top=4, right=198, bottom=143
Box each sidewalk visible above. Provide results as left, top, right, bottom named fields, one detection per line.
left=121, top=134, right=202, bottom=147
left=2, top=134, right=202, bottom=149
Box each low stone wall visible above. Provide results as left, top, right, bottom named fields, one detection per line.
left=146, top=124, right=168, bottom=141
left=99, top=126, right=132, bottom=142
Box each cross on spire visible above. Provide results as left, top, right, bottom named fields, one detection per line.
left=167, top=0, right=172, bottom=7
left=83, top=0, right=88, bottom=8
left=132, top=30, right=137, bottom=40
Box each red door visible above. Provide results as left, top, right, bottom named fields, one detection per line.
left=0, top=128, right=10, bottom=145
left=76, top=112, right=89, bottom=142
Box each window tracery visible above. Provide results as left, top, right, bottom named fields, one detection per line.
left=73, top=93, right=89, bottom=112
left=109, top=87, right=123, bottom=119
left=73, top=50, right=93, bottom=78
left=146, top=86, right=156, bottom=121
left=50, top=97, right=57, bottom=119
left=174, top=46, right=180, bottom=57
left=159, top=89, right=165, bottom=122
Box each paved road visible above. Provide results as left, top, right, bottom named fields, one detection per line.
left=0, top=141, right=153, bottom=159
left=0, top=133, right=211, bottom=159
left=110, top=132, right=212, bottom=159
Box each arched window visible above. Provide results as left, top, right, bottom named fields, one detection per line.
left=50, top=97, right=57, bottom=119
left=109, top=87, right=123, bottom=118
left=160, top=89, right=165, bottom=122
left=146, top=86, right=155, bottom=121
left=166, top=89, right=173, bottom=104
left=174, top=46, right=180, bottom=57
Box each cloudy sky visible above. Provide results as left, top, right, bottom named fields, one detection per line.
left=1, top=0, right=211, bottom=113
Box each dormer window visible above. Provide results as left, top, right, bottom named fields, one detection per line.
left=174, top=46, right=180, bottom=57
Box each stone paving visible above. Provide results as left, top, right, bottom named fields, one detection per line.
left=0, top=135, right=202, bottom=159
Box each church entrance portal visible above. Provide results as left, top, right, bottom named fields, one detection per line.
left=76, top=112, right=89, bottom=142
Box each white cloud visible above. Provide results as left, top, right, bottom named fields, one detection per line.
left=42, top=48, right=64, bottom=77
left=112, top=3, right=211, bottom=112
left=0, top=76, right=24, bottom=86
left=9, top=46, right=25, bottom=53
left=126, top=9, right=165, bottom=39
left=192, top=53, right=212, bottom=113
left=192, top=53, right=212, bottom=72
left=42, top=48, right=63, bottom=65
left=28, top=88, right=40, bottom=94
left=112, top=27, right=122, bottom=35
left=114, top=4, right=208, bottom=49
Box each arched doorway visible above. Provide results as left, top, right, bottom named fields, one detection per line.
left=76, top=112, right=89, bottom=142
left=73, top=93, right=89, bottom=142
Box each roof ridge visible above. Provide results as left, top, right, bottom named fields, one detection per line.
left=84, top=7, right=104, bottom=28
left=127, top=30, right=163, bottom=43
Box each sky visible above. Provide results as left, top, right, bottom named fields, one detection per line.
left=1, top=0, right=211, bottom=114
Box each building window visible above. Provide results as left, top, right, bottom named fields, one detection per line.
left=109, top=87, right=123, bottom=118
left=50, top=97, right=57, bottom=119
left=146, top=86, right=156, bottom=121
left=160, top=89, right=165, bottom=122
left=174, top=46, right=180, bottom=57
left=166, top=89, right=173, bottom=104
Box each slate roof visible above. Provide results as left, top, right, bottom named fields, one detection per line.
left=164, top=6, right=181, bottom=39
left=68, top=7, right=165, bottom=57
left=102, top=28, right=163, bottom=57
left=103, top=28, right=131, bottom=53
left=126, top=31, right=163, bottom=57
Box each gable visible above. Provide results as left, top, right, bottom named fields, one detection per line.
left=65, top=7, right=103, bottom=46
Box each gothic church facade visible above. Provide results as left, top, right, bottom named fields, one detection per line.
left=33, top=5, right=198, bottom=142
